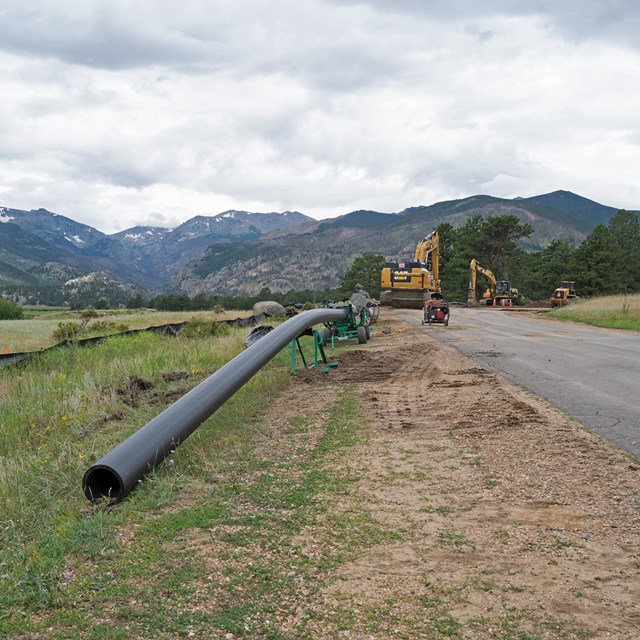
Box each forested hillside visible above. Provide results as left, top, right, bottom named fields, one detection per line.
left=178, top=191, right=611, bottom=296
left=0, top=191, right=635, bottom=305
left=441, top=209, right=640, bottom=302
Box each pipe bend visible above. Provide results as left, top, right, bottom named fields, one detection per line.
left=83, top=307, right=350, bottom=503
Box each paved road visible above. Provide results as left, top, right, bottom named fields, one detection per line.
left=398, top=307, right=640, bottom=458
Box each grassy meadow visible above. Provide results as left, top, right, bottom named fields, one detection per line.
left=0, top=308, right=247, bottom=353
left=0, top=311, right=375, bottom=638
left=550, top=293, right=640, bottom=331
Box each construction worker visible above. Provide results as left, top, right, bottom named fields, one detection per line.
left=354, top=283, right=370, bottom=299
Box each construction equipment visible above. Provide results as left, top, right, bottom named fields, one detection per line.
left=467, top=258, right=519, bottom=306
left=550, top=281, right=578, bottom=307
left=422, top=292, right=450, bottom=326
left=322, top=291, right=378, bottom=345
left=380, top=230, right=440, bottom=308
left=289, top=327, right=338, bottom=373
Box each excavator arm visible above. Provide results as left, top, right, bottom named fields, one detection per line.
left=413, top=230, right=440, bottom=285
left=467, top=258, right=496, bottom=305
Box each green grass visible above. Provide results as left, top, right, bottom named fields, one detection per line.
left=421, top=504, right=453, bottom=516
left=0, top=328, right=271, bottom=621
left=550, top=293, right=640, bottom=331
left=0, top=324, right=391, bottom=638
left=0, top=307, right=247, bottom=352
left=437, top=530, right=474, bottom=549
left=0, top=320, right=603, bottom=639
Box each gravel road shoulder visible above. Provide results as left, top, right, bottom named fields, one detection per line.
left=293, top=309, right=640, bottom=639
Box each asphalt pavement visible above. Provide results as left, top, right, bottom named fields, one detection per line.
left=398, top=307, right=640, bottom=459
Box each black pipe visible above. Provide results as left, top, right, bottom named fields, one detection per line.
left=83, top=307, right=349, bottom=503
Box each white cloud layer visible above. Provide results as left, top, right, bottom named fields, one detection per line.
left=0, top=0, right=638, bottom=233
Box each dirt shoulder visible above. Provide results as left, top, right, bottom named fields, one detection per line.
left=294, top=308, right=640, bottom=639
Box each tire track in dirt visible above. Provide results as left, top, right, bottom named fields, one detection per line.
left=298, top=310, right=640, bottom=639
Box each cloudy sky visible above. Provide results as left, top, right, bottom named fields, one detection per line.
left=1, top=0, right=639, bottom=234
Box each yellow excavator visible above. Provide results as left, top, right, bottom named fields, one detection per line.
left=380, top=230, right=440, bottom=308
left=467, top=258, right=519, bottom=306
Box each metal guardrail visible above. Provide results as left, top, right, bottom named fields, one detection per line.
left=82, top=307, right=349, bottom=503
left=1, top=311, right=274, bottom=370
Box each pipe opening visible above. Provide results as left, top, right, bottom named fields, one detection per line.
left=81, top=308, right=351, bottom=502
left=83, top=467, right=123, bottom=503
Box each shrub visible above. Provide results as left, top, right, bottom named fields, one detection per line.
left=0, top=298, right=24, bottom=319
left=89, top=320, right=130, bottom=333
left=52, top=322, right=83, bottom=342
left=180, top=319, right=231, bottom=339
left=52, top=319, right=131, bottom=343
left=80, top=309, right=99, bottom=319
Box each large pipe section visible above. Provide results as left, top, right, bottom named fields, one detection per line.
left=83, top=307, right=349, bottom=503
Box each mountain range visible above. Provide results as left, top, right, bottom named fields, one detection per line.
left=0, top=191, right=629, bottom=304
left=0, top=208, right=310, bottom=303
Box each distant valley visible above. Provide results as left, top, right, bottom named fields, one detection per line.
left=0, top=208, right=311, bottom=304
left=0, top=191, right=630, bottom=304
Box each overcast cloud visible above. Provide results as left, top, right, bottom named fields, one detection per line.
left=0, top=0, right=638, bottom=233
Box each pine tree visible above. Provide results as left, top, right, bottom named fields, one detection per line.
left=570, top=225, right=624, bottom=296
left=607, top=210, right=640, bottom=292
left=341, top=253, right=387, bottom=298
left=441, top=215, right=533, bottom=301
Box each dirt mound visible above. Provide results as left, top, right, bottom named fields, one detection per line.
left=161, top=370, right=191, bottom=382
left=523, top=298, right=553, bottom=307
left=293, top=367, right=333, bottom=384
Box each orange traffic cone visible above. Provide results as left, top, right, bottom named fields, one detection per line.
left=509, top=299, right=513, bottom=307
left=492, top=298, right=496, bottom=307
left=3, top=344, right=8, bottom=355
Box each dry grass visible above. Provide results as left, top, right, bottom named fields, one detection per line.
left=551, top=293, right=640, bottom=331
left=0, top=308, right=250, bottom=352
left=560, top=293, right=640, bottom=313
